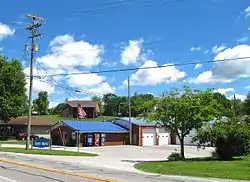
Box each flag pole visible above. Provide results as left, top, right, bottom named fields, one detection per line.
left=77, top=101, right=80, bottom=152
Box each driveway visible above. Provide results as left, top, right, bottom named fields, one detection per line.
left=1, top=144, right=214, bottom=173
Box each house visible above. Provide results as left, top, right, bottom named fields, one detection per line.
left=107, top=117, right=174, bottom=146
left=50, top=120, right=129, bottom=147
left=62, top=100, right=100, bottom=118
left=0, top=116, right=53, bottom=139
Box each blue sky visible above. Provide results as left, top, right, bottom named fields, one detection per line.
left=0, top=0, right=250, bottom=107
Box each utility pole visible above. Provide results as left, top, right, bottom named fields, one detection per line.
left=128, top=77, right=132, bottom=145
left=25, top=14, right=44, bottom=150
left=233, top=94, right=237, bottom=117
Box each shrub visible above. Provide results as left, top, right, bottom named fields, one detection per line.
left=167, top=152, right=182, bottom=161
left=195, top=117, right=250, bottom=160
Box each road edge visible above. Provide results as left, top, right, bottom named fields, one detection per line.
left=0, top=159, right=119, bottom=182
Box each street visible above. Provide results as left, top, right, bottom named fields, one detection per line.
left=0, top=152, right=235, bottom=182
left=0, top=162, right=98, bottom=182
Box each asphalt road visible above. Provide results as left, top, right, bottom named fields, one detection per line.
left=0, top=162, right=98, bottom=182
left=0, top=153, right=236, bottom=182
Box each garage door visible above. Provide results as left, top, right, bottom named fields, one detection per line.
left=158, top=128, right=170, bottom=145
left=142, top=128, right=155, bottom=146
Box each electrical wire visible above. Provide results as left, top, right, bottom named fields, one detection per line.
left=45, top=0, right=184, bottom=19
left=34, top=56, right=250, bottom=78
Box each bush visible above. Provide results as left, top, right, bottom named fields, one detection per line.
left=195, top=117, right=250, bottom=160
left=167, top=152, right=182, bottom=161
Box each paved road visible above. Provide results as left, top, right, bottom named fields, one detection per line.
left=0, top=162, right=98, bottom=182
left=0, top=153, right=236, bottom=182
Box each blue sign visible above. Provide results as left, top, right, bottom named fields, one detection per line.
left=33, top=138, right=50, bottom=148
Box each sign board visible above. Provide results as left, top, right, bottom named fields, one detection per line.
left=33, top=138, right=50, bottom=148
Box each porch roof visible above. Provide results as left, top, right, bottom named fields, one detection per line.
left=52, top=120, right=129, bottom=133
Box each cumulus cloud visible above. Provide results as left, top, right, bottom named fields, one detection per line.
left=124, top=60, right=186, bottom=86
left=237, top=36, right=248, bottom=43
left=37, top=34, right=104, bottom=70
left=228, top=94, right=246, bottom=101
left=211, top=45, right=227, bottom=54
left=203, top=49, right=209, bottom=54
left=244, top=85, right=250, bottom=90
left=120, top=39, right=143, bottom=65
left=245, top=6, right=250, bottom=18
left=189, top=45, right=250, bottom=84
left=23, top=67, right=55, bottom=95
left=213, top=88, right=234, bottom=95
left=190, top=46, right=201, bottom=51
left=194, top=63, right=202, bottom=69
left=0, top=23, right=15, bottom=40
left=66, top=71, right=115, bottom=95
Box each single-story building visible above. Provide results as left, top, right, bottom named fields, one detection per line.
left=0, top=116, right=53, bottom=139
left=50, top=120, right=129, bottom=147
left=62, top=100, right=100, bottom=118
left=108, top=117, right=175, bottom=146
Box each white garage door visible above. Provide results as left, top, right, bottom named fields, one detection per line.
left=158, top=128, right=170, bottom=145
left=142, top=128, right=155, bottom=146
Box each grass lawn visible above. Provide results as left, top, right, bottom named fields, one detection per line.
left=0, top=147, right=98, bottom=156
left=135, top=156, right=250, bottom=181
left=1, top=139, right=25, bottom=145
left=39, top=115, right=114, bottom=123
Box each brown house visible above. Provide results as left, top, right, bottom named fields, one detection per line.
left=63, top=100, right=101, bottom=118
left=0, top=116, right=54, bottom=139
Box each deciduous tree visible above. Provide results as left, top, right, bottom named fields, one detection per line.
left=33, top=91, right=49, bottom=115
left=0, top=56, right=27, bottom=122
left=143, top=86, right=222, bottom=159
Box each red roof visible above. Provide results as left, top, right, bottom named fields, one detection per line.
left=67, top=100, right=96, bottom=108
left=5, top=116, right=54, bottom=126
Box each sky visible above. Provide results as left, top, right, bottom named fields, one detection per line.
left=0, top=0, right=250, bottom=108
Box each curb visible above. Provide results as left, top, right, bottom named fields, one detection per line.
left=0, top=159, right=119, bottom=182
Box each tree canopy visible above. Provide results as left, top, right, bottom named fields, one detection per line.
left=142, top=86, right=222, bottom=159
left=0, top=56, right=27, bottom=122
left=32, top=91, right=49, bottom=115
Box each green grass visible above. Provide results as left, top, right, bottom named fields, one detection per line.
left=135, top=156, right=250, bottom=181
left=39, top=115, right=114, bottom=123
left=1, top=139, right=25, bottom=145
left=0, top=147, right=98, bottom=156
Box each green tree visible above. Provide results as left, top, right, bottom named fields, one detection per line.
left=212, top=92, right=234, bottom=117
left=131, top=93, right=154, bottom=117
left=196, top=117, right=250, bottom=160
left=231, top=97, right=246, bottom=116
left=33, top=91, right=49, bottom=115
left=52, top=103, right=67, bottom=116
left=0, top=56, right=27, bottom=122
left=244, top=91, right=250, bottom=115
left=91, top=96, right=103, bottom=114
left=143, top=86, right=222, bottom=159
left=103, top=93, right=119, bottom=116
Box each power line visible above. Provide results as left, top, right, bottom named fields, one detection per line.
left=33, top=77, right=103, bottom=97
left=45, top=0, right=184, bottom=19
left=34, top=56, right=250, bottom=78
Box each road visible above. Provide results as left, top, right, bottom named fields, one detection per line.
left=0, top=162, right=98, bottom=182
left=0, top=152, right=237, bottom=182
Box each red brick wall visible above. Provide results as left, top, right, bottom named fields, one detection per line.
left=51, top=126, right=74, bottom=145
left=131, top=123, right=140, bottom=145
left=103, top=133, right=129, bottom=146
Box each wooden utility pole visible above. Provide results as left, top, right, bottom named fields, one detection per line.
left=25, top=14, right=44, bottom=150
left=128, top=77, right=132, bottom=145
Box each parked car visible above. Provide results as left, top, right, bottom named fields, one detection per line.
left=16, top=133, right=39, bottom=140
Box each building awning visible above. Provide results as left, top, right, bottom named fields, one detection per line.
left=51, top=120, right=129, bottom=133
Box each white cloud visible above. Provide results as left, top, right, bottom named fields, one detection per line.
left=204, top=49, right=209, bottom=54
left=190, top=46, right=201, bottom=51
left=244, top=85, right=250, bottom=89
left=211, top=45, right=227, bottom=54
left=189, top=45, right=250, bottom=84
left=49, top=101, right=60, bottom=108
left=194, top=63, right=202, bottom=69
left=23, top=67, right=56, bottom=95
left=0, top=23, right=15, bottom=40
left=213, top=88, right=234, bottom=95
left=37, top=34, right=104, bottom=70
left=237, top=36, right=248, bottom=43
left=125, top=60, right=186, bottom=86
left=245, top=6, right=250, bottom=18
left=229, top=94, right=246, bottom=101
left=66, top=71, right=115, bottom=95
left=120, top=39, right=143, bottom=65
